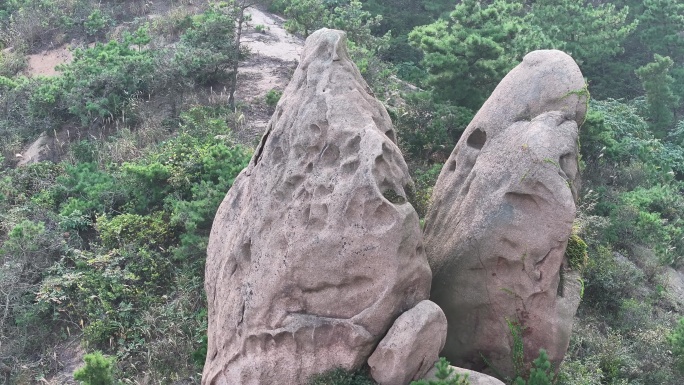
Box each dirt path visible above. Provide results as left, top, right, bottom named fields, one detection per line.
left=26, top=45, right=73, bottom=77
left=234, top=7, right=304, bottom=143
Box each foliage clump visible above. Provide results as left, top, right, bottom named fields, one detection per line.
left=410, top=357, right=469, bottom=385
left=265, top=89, right=283, bottom=107
left=307, top=367, right=376, bottom=385
left=669, top=318, right=684, bottom=373
left=565, top=234, right=588, bottom=271
left=73, top=351, right=116, bottom=385
left=513, top=350, right=554, bottom=385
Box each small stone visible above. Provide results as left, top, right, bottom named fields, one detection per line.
left=368, top=300, right=447, bottom=385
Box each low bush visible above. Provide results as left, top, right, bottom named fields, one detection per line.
left=565, top=234, right=588, bottom=271
left=513, top=350, right=554, bottom=385
left=394, top=92, right=472, bottom=162
left=265, top=88, right=282, bottom=107
left=73, top=351, right=116, bottom=385
left=173, top=3, right=241, bottom=85
left=670, top=317, right=684, bottom=373
left=582, top=246, right=645, bottom=312
left=410, top=162, right=442, bottom=219
left=54, top=162, right=122, bottom=217
left=84, top=9, right=112, bottom=39
left=45, top=27, right=156, bottom=125
left=411, top=357, right=468, bottom=385
left=0, top=46, right=27, bottom=76
left=96, top=212, right=174, bottom=250
left=307, top=367, right=376, bottom=385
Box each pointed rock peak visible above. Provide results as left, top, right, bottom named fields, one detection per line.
left=202, top=28, right=430, bottom=385
left=301, top=28, right=348, bottom=64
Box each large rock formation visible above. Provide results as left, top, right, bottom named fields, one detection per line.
left=368, top=300, right=447, bottom=385
left=203, top=29, right=431, bottom=385
left=423, top=50, right=587, bottom=376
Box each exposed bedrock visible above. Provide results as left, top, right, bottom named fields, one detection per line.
left=202, top=29, right=431, bottom=385
left=423, top=50, right=587, bottom=377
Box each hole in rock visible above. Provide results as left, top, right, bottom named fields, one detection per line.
left=467, top=128, right=487, bottom=150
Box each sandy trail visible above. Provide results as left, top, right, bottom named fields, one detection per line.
left=26, top=45, right=73, bottom=76
left=243, top=6, right=303, bottom=62
left=233, top=6, right=304, bottom=143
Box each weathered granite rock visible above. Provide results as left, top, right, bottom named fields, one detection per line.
left=368, top=300, right=447, bottom=385
left=423, top=365, right=506, bottom=385
left=423, top=50, right=587, bottom=377
left=202, top=28, right=431, bottom=385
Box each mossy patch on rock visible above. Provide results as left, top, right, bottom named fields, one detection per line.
left=565, top=234, right=588, bottom=271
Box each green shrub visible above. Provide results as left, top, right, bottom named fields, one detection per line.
left=307, top=367, right=376, bottom=385
left=39, top=246, right=174, bottom=349
left=669, top=317, right=684, bottom=372
left=583, top=246, right=645, bottom=312
left=411, top=357, right=468, bottom=385
left=1, top=0, right=80, bottom=49
left=173, top=3, right=240, bottom=85
left=565, top=235, right=588, bottom=271
left=394, top=91, right=472, bottom=162
left=513, top=350, right=554, bottom=385
left=0, top=161, right=64, bottom=206
left=96, top=212, right=174, bottom=250
left=508, top=318, right=525, bottom=379
left=0, top=46, right=27, bottom=76
left=55, top=162, right=121, bottom=217
left=284, top=0, right=327, bottom=37
left=616, top=298, right=652, bottom=331
left=69, top=139, right=100, bottom=163
left=73, top=351, right=116, bottom=385
left=84, top=9, right=111, bottom=38
left=268, top=0, right=289, bottom=14
left=410, top=163, right=442, bottom=218
left=1, top=76, right=62, bottom=149
left=265, top=89, right=282, bottom=107
left=42, top=27, right=156, bottom=125
left=191, top=331, right=208, bottom=367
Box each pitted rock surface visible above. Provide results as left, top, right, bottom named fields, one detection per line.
left=368, top=300, right=447, bottom=385
left=203, top=29, right=431, bottom=385
left=423, top=50, right=586, bottom=377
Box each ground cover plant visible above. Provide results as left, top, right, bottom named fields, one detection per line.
left=0, top=0, right=683, bottom=383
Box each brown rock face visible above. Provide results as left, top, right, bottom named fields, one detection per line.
left=368, top=300, right=447, bottom=385
left=423, top=50, right=587, bottom=377
left=203, top=29, right=431, bottom=385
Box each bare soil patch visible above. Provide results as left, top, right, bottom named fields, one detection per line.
left=232, top=6, right=303, bottom=143
left=26, top=45, right=73, bottom=77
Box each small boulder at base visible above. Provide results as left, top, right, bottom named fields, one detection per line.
left=423, top=365, right=506, bottom=385
left=202, top=28, right=431, bottom=385
left=368, top=300, right=447, bottom=385
left=423, top=50, right=587, bottom=377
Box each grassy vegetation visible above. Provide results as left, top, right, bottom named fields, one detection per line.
left=0, top=0, right=683, bottom=384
